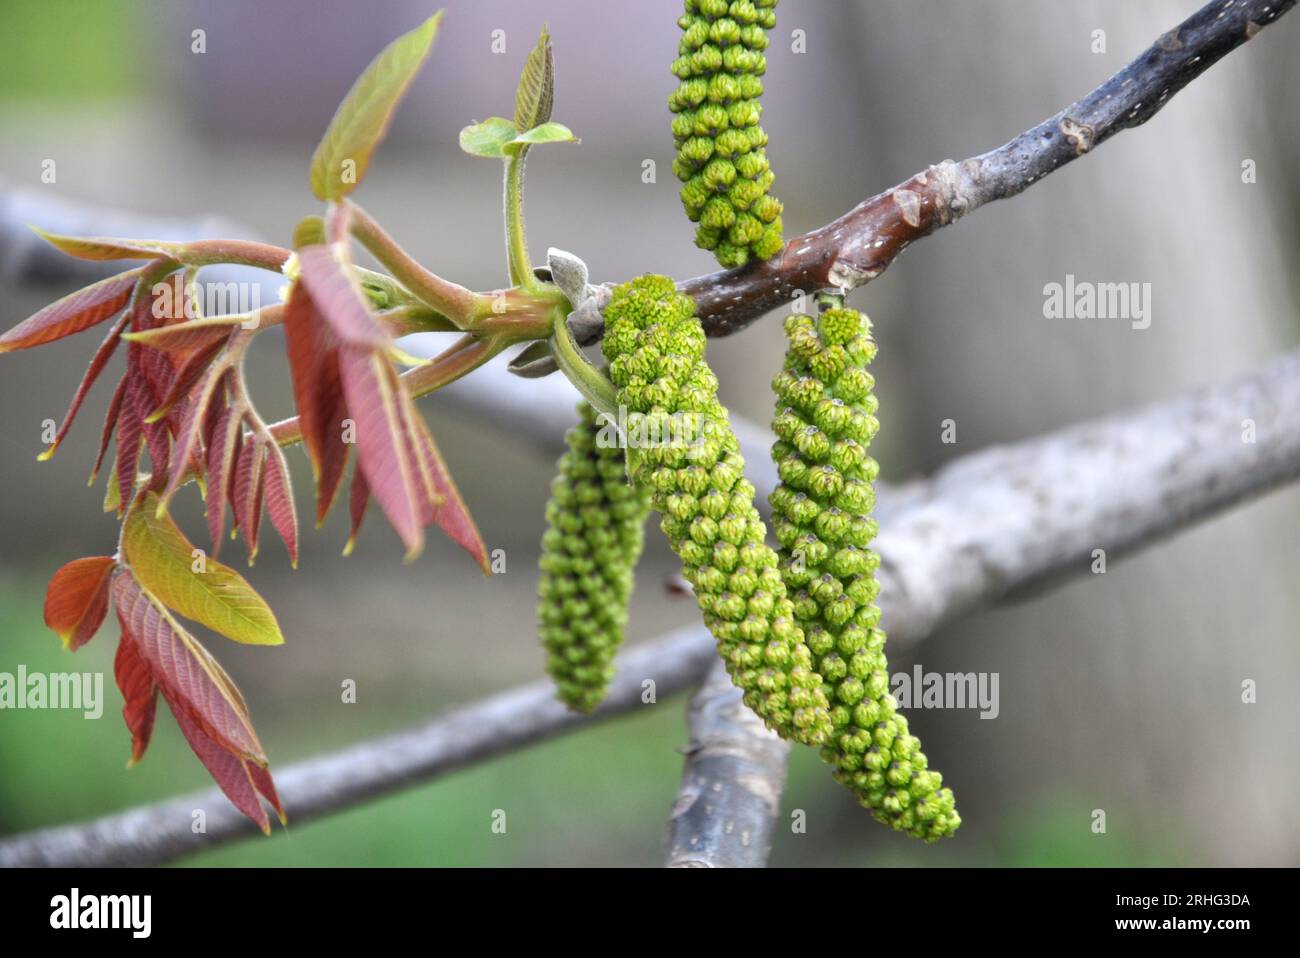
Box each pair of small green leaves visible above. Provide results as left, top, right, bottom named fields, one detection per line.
left=460, top=27, right=577, bottom=159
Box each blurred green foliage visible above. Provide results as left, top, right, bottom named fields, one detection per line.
left=0, top=0, right=142, bottom=100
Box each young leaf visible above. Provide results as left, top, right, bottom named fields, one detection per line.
left=309, top=12, right=444, bottom=201
left=0, top=267, right=141, bottom=353
left=112, top=570, right=283, bottom=831
left=30, top=227, right=185, bottom=262
left=231, top=437, right=267, bottom=562
left=261, top=440, right=300, bottom=568
left=408, top=409, right=489, bottom=572
left=343, top=465, right=369, bottom=557
left=122, top=493, right=285, bottom=646
left=505, top=121, right=578, bottom=154
left=458, top=116, right=517, bottom=159
left=91, top=374, right=129, bottom=484
left=514, top=26, right=554, bottom=133
left=111, top=570, right=268, bottom=762
left=113, top=376, right=147, bottom=513
left=43, top=556, right=115, bottom=651
left=282, top=280, right=350, bottom=523
left=122, top=315, right=247, bottom=353
left=157, top=359, right=229, bottom=510
left=296, top=245, right=391, bottom=347
left=205, top=401, right=243, bottom=554
left=160, top=685, right=279, bottom=834
left=38, top=312, right=130, bottom=461
left=337, top=344, right=423, bottom=558
left=113, top=631, right=158, bottom=765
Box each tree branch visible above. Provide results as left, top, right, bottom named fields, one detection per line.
left=665, top=658, right=790, bottom=868
left=4, top=346, right=1299, bottom=868
left=673, top=0, right=1295, bottom=336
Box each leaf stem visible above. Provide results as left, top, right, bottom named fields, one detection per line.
left=503, top=153, right=536, bottom=290
left=345, top=201, right=486, bottom=324
left=549, top=308, right=617, bottom=418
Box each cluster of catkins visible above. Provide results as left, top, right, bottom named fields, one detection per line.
left=535, top=0, right=957, bottom=841
left=769, top=302, right=959, bottom=841
left=537, top=401, right=651, bottom=713
left=670, top=0, right=784, bottom=268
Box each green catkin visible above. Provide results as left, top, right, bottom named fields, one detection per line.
left=670, top=0, right=784, bottom=269
left=769, top=301, right=960, bottom=841
left=538, top=402, right=653, bottom=713
left=602, top=275, right=831, bottom=745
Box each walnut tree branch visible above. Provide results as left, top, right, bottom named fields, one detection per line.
left=665, top=658, right=790, bottom=868
left=4, top=345, right=1300, bottom=868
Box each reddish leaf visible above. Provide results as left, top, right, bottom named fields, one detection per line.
left=113, top=631, right=158, bottom=765
left=143, top=337, right=227, bottom=424
left=160, top=687, right=275, bottom=835
left=409, top=412, right=489, bottom=571
left=337, top=344, right=422, bottom=558
left=282, top=279, right=350, bottom=523
left=159, top=362, right=228, bottom=511
left=261, top=441, right=299, bottom=568
left=38, top=312, right=130, bottom=462
left=296, top=245, right=390, bottom=347
left=0, top=267, right=141, bottom=353
left=91, top=374, right=129, bottom=484
left=114, top=376, right=146, bottom=512
left=123, top=315, right=245, bottom=353
left=343, top=465, right=369, bottom=557
left=111, top=571, right=266, bottom=761
left=205, top=402, right=243, bottom=555
left=43, top=556, right=115, bottom=651
left=231, top=437, right=267, bottom=563
left=31, top=228, right=185, bottom=262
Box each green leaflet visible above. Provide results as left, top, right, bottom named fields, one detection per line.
left=769, top=302, right=960, bottom=841
left=670, top=0, right=784, bottom=268
left=538, top=402, right=651, bottom=713
left=602, top=276, right=831, bottom=745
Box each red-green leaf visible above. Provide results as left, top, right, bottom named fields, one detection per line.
left=113, top=630, right=158, bottom=765
left=205, top=402, right=243, bottom=555
left=38, top=312, right=130, bottom=462
left=0, top=267, right=141, bottom=353
left=283, top=278, right=351, bottom=523
left=409, top=411, right=489, bottom=571
left=308, top=12, right=444, bottom=201
left=110, top=570, right=267, bottom=761
left=122, top=315, right=247, bottom=353
left=122, top=493, right=285, bottom=646
left=343, top=464, right=369, bottom=557
left=91, top=374, right=129, bottom=484
left=112, top=570, right=282, bottom=831
left=43, top=556, right=115, bottom=651
left=31, top=227, right=186, bottom=262
left=337, top=344, right=422, bottom=558
left=158, top=361, right=228, bottom=511
left=114, top=376, right=146, bottom=513
left=231, top=437, right=267, bottom=563
left=261, top=441, right=299, bottom=568
left=296, top=245, right=390, bottom=347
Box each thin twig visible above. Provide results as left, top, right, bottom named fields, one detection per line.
left=4, top=346, right=1300, bottom=867
left=665, top=658, right=790, bottom=868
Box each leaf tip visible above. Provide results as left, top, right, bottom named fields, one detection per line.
left=37, top=445, right=57, bottom=462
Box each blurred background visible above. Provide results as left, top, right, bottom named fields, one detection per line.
left=1, top=0, right=1298, bottom=867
